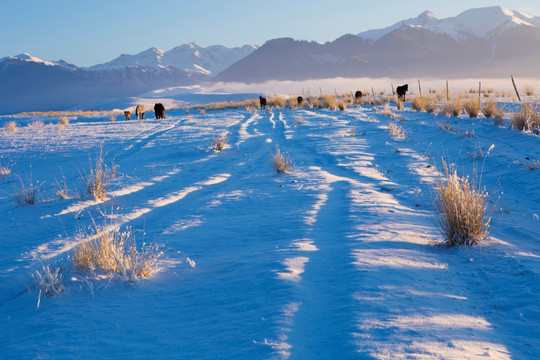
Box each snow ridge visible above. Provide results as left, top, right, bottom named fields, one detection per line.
left=359, top=6, right=540, bottom=42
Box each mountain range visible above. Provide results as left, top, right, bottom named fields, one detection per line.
left=1, top=6, right=539, bottom=114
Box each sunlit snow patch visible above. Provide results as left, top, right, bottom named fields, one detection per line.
left=277, top=256, right=310, bottom=282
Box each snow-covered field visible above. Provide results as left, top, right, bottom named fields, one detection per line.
left=1, top=100, right=539, bottom=359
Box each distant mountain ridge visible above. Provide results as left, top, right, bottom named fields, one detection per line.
left=217, top=6, right=540, bottom=83
left=0, top=43, right=256, bottom=114
left=86, top=43, right=258, bottom=76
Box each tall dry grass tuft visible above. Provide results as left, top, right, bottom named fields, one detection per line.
left=271, top=145, right=294, bottom=173
left=388, top=121, right=405, bottom=138
left=426, top=97, right=438, bottom=114
left=59, top=117, right=70, bottom=125
left=434, top=160, right=494, bottom=246
left=84, top=148, right=114, bottom=201
left=463, top=99, right=481, bottom=118
left=33, top=265, right=64, bottom=308
left=16, top=176, right=39, bottom=206
left=411, top=95, right=429, bottom=111
left=443, top=98, right=462, bottom=117
left=212, top=134, right=228, bottom=152
left=511, top=104, right=540, bottom=131
left=73, top=224, right=162, bottom=282
left=4, top=121, right=17, bottom=132
left=28, top=120, right=45, bottom=128
left=525, top=86, right=534, bottom=96
left=482, top=100, right=497, bottom=118
left=0, top=161, right=11, bottom=178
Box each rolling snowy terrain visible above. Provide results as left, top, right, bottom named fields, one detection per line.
left=0, top=96, right=539, bottom=359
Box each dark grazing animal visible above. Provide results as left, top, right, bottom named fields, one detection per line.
left=124, top=111, right=131, bottom=120
left=259, top=96, right=267, bottom=110
left=135, top=105, right=145, bottom=120
left=297, top=96, right=304, bottom=106
left=354, top=90, right=363, bottom=102
left=154, top=103, right=166, bottom=119
left=396, top=84, right=408, bottom=101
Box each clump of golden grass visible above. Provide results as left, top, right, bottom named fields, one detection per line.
left=73, top=224, right=162, bottom=282
left=426, top=97, right=438, bottom=114
left=28, top=120, right=45, bottom=128
left=212, top=134, right=228, bottom=152
left=397, top=99, right=404, bottom=111
left=59, top=117, right=70, bottom=125
left=411, top=95, right=429, bottom=111
left=511, top=104, right=540, bottom=131
left=0, top=161, right=11, bottom=177
left=271, top=145, right=294, bottom=173
left=463, top=99, right=481, bottom=118
left=482, top=100, right=497, bottom=118
left=525, top=86, right=534, bottom=96
left=4, top=121, right=17, bottom=131
left=109, top=117, right=116, bottom=122
left=442, top=98, right=462, bottom=117
left=320, top=95, right=338, bottom=110
left=388, top=121, right=405, bottom=138
left=198, top=108, right=206, bottom=116
left=434, top=160, right=494, bottom=246
left=84, top=149, right=114, bottom=201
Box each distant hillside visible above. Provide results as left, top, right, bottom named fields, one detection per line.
left=216, top=6, right=540, bottom=82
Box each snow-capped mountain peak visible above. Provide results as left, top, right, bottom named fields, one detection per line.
left=87, top=43, right=257, bottom=76
left=358, top=6, right=540, bottom=42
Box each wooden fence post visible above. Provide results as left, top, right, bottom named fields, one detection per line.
left=511, top=75, right=521, bottom=102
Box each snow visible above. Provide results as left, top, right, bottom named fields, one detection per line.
left=0, top=95, right=539, bottom=359
left=86, top=43, right=258, bottom=76
left=359, top=6, right=540, bottom=42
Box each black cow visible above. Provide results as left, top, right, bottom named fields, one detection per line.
left=396, top=84, right=408, bottom=101
left=154, top=103, right=166, bottom=119
left=354, top=90, right=363, bottom=102
left=297, top=96, right=304, bottom=106
left=259, top=96, right=267, bottom=110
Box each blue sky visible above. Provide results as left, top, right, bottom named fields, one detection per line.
left=1, top=0, right=539, bottom=67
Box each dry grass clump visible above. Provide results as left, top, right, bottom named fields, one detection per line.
left=84, top=149, right=114, bottom=201
left=463, top=99, right=481, bottom=118
left=33, top=265, right=64, bottom=307
left=442, top=98, right=462, bottom=117
left=212, top=134, right=228, bottom=152
left=434, top=160, right=493, bottom=246
left=267, top=96, right=286, bottom=108
left=321, top=95, right=339, bottom=110
left=525, top=86, right=534, bottom=96
left=16, top=177, right=39, bottom=206
left=293, top=116, right=303, bottom=126
left=511, top=104, right=540, bottom=131
left=388, top=121, right=405, bottom=138
left=411, top=95, right=429, bottom=111
left=271, top=145, right=294, bottom=173
left=28, top=120, right=45, bottom=128
left=482, top=100, right=497, bottom=118
left=73, top=225, right=162, bottom=282
left=4, top=121, right=17, bottom=131
left=397, top=99, right=404, bottom=111
left=0, top=161, right=11, bottom=177
left=109, top=117, right=116, bottom=122
left=426, top=97, right=438, bottom=113
left=59, top=117, right=70, bottom=125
